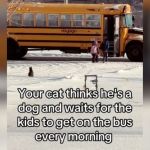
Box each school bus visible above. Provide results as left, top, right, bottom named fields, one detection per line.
left=7, top=2, right=143, bottom=61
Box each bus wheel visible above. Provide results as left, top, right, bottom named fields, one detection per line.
left=7, top=38, right=19, bottom=60
left=126, top=42, right=143, bottom=62
left=17, top=47, right=28, bottom=58
left=7, top=38, right=27, bottom=59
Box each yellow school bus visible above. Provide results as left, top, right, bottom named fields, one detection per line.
left=7, top=2, right=143, bottom=61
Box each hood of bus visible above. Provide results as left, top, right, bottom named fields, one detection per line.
left=128, top=27, right=143, bottom=35
left=127, top=27, right=143, bottom=42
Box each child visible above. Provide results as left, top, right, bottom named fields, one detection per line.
left=102, top=38, right=109, bottom=63
left=90, top=41, right=99, bottom=63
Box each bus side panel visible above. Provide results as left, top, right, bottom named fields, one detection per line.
left=8, top=27, right=102, bottom=51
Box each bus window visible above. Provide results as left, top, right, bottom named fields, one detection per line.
left=36, top=13, right=46, bottom=27
left=11, top=14, right=22, bottom=27
left=122, top=14, right=133, bottom=28
left=23, top=13, right=34, bottom=27
left=86, top=14, right=100, bottom=28
left=48, top=14, right=59, bottom=27
left=60, top=14, right=71, bottom=27
left=72, top=14, right=84, bottom=27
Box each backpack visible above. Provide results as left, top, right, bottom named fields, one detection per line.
left=90, top=45, right=97, bottom=54
left=100, top=40, right=109, bottom=51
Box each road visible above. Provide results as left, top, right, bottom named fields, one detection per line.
left=7, top=51, right=143, bottom=150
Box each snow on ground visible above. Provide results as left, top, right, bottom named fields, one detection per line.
left=7, top=51, right=143, bottom=150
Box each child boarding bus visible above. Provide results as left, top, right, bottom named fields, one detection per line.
left=7, top=2, right=143, bottom=61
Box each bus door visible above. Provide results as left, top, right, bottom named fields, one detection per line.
left=114, top=16, right=120, bottom=56
left=104, top=15, right=120, bottom=56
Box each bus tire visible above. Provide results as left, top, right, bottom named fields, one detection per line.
left=7, top=38, right=18, bottom=59
left=7, top=38, right=27, bottom=59
left=18, top=47, right=28, bottom=58
left=126, top=41, right=143, bottom=62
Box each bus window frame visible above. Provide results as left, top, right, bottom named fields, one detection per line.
left=86, top=14, right=101, bottom=28
left=10, top=13, right=22, bottom=27
left=35, top=13, right=47, bottom=27
left=60, top=14, right=72, bottom=27
left=72, top=14, right=85, bottom=27
left=23, top=13, right=34, bottom=27
left=47, top=14, right=59, bottom=27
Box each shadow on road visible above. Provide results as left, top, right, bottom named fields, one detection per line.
left=11, top=56, right=132, bottom=62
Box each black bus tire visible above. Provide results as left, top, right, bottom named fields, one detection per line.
left=7, top=38, right=27, bottom=59
left=17, top=47, right=28, bottom=58
left=126, top=41, right=143, bottom=62
left=7, top=38, right=19, bottom=60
